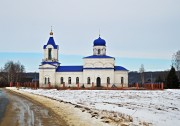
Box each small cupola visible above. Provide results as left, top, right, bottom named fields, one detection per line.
left=93, top=35, right=106, bottom=55
left=93, top=36, right=106, bottom=46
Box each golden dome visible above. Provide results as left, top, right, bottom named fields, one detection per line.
left=50, top=31, right=53, bottom=35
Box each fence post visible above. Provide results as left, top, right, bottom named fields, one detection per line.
left=16, top=82, right=19, bottom=90
left=77, top=83, right=79, bottom=90
left=161, top=82, right=164, bottom=90
left=151, top=83, right=154, bottom=90
left=92, top=82, right=94, bottom=90
left=63, top=82, right=65, bottom=89
left=35, top=82, right=37, bottom=89
left=136, top=83, right=139, bottom=90
left=10, top=82, right=13, bottom=87
left=27, top=82, right=29, bottom=88
left=31, top=82, right=33, bottom=89
left=48, top=82, right=51, bottom=89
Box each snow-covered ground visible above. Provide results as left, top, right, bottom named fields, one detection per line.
left=20, top=89, right=180, bottom=126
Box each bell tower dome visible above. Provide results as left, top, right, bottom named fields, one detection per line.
left=93, top=35, right=106, bottom=55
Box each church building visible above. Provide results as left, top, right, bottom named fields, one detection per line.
left=39, top=30, right=128, bottom=88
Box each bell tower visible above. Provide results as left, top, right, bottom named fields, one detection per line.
left=43, top=29, right=59, bottom=63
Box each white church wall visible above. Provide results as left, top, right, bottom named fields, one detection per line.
left=39, top=68, right=56, bottom=87
left=84, top=63, right=93, bottom=67
left=104, top=63, right=114, bottom=67
left=114, top=71, right=128, bottom=87
left=83, top=58, right=115, bottom=68
left=55, top=72, right=83, bottom=87
left=83, top=69, right=114, bottom=88
left=94, top=62, right=103, bottom=67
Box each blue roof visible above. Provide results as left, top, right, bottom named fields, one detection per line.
left=41, top=61, right=60, bottom=66
left=114, top=66, right=128, bottom=71
left=84, top=55, right=114, bottom=59
left=55, top=65, right=127, bottom=72
left=56, top=66, right=83, bottom=72
left=43, top=37, right=58, bottom=49
left=94, top=37, right=106, bottom=46
left=84, top=66, right=128, bottom=71
left=84, top=68, right=114, bottom=70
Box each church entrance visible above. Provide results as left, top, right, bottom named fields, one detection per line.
left=96, top=77, right=101, bottom=87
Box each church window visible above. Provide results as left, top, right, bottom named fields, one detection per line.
left=45, top=77, right=47, bottom=84
left=60, top=77, right=63, bottom=84
left=68, top=77, right=71, bottom=84
left=87, top=77, right=91, bottom=84
left=76, top=77, right=79, bottom=84
left=98, top=49, right=101, bottom=55
left=48, top=77, right=50, bottom=83
left=121, top=77, right=124, bottom=84
left=48, top=48, right=52, bottom=60
left=107, top=77, right=110, bottom=84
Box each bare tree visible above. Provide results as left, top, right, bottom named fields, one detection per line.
left=172, top=50, right=180, bottom=80
left=139, top=64, right=145, bottom=84
left=2, top=61, right=25, bottom=84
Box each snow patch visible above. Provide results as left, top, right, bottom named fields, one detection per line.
left=20, top=89, right=180, bottom=126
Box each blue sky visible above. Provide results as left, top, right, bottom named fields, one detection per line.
left=0, top=0, right=179, bottom=72
left=0, top=52, right=171, bottom=72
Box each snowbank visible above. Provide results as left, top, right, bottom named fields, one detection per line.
left=20, top=88, right=180, bottom=126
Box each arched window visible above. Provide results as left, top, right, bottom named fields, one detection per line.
left=107, top=77, right=110, bottom=84
left=48, top=77, right=50, bottom=84
left=96, top=77, right=101, bottom=87
left=87, top=77, right=91, bottom=84
left=68, top=77, right=71, bottom=84
left=121, top=77, right=124, bottom=84
left=45, top=77, right=47, bottom=84
left=76, top=77, right=79, bottom=84
left=60, top=77, right=63, bottom=84
left=48, top=48, right=52, bottom=60
left=98, top=49, right=101, bottom=55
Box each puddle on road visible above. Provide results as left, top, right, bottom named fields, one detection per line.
left=0, top=89, right=67, bottom=126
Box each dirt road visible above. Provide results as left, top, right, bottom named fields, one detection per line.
left=0, top=89, right=67, bottom=126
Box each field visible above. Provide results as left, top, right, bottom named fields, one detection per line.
left=20, top=89, right=180, bottom=126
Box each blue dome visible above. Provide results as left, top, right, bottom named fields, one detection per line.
left=93, top=37, right=106, bottom=46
